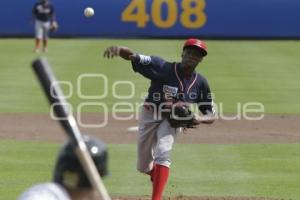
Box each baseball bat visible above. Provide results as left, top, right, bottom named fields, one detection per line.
left=32, top=58, right=111, bottom=200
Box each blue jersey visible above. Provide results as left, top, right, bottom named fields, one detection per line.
left=32, top=2, right=54, bottom=22
left=132, top=55, right=214, bottom=115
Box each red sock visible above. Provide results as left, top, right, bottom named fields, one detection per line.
left=152, top=164, right=169, bottom=200
left=147, top=164, right=156, bottom=183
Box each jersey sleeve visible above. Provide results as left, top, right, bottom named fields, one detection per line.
left=198, top=78, right=215, bottom=115
left=131, top=55, right=168, bottom=80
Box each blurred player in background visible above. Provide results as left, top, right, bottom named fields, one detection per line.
left=18, top=136, right=109, bottom=200
left=103, top=38, right=215, bottom=200
left=32, top=0, right=57, bottom=53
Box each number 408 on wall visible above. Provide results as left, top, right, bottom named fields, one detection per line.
left=121, top=0, right=207, bottom=29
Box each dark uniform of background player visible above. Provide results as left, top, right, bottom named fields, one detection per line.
left=32, top=0, right=56, bottom=53
left=18, top=136, right=108, bottom=200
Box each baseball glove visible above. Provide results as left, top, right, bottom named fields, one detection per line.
left=50, top=21, right=59, bottom=32
left=168, top=102, right=200, bottom=128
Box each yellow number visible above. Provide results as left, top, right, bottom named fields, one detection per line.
left=121, top=0, right=150, bottom=28
left=180, top=0, right=206, bottom=29
left=121, top=0, right=207, bottom=29
left=152, top=0, right=177, bottom=28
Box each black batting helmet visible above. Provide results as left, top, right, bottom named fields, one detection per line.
left=53, top=136, right=108, bottom=189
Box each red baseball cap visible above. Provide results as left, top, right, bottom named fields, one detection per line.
left=183, top=38, right=207, bottom=56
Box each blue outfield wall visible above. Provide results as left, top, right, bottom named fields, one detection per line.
left=1, top=0, right=300, bottom=38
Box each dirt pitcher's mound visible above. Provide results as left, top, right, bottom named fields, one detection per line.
left=0, top=113, right=299, bottom=144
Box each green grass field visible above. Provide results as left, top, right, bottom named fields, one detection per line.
left=1, top=140, right=300, bottom=200
left=0, top=39, right=300, bottom=199
left=0, top=39, right=300, bottom=113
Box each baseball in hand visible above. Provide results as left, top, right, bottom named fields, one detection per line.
left=84, top=7, right=94, bottom=18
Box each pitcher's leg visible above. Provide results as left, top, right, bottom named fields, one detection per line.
left=154, top=119, right=178, bottom=167
left=137, top=122, right=158, bottom=173
left=151, top=119, right=178, bottom=200
left=137, top=107, right=160, bottom=174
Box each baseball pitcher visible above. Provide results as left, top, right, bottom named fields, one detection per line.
left=103, top=38, right=215, bottom=200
